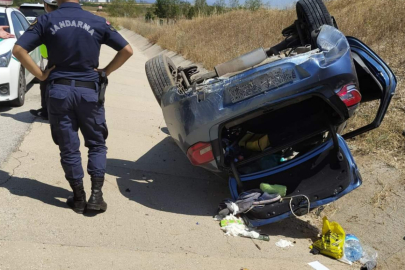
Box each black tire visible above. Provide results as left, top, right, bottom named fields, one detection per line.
left=145, top=54, right=176, bottom=105
left=296, top=0, right=334, bottom=44
left=10, top=69, right=26, bottom=107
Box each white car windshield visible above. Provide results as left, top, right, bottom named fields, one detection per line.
left=19, top=6, right=45, bottom=18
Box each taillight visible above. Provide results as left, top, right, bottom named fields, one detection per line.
left=337, top=84, right=362, bottom=107
left=187, top=142, right=214, bottom=165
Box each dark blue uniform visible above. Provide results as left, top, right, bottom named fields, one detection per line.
left=16, top=2, right=128, bottom=184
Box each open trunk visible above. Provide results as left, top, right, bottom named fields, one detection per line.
left=220, top=96, right=354, bottom=219
left=220, top=96, right=342, bottom=173
left=229, top=138, right=354, bottom=220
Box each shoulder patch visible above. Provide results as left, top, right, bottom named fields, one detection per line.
left=106, top=20, right=111, bottom=26
left=28, top=18, right=37, bottom=30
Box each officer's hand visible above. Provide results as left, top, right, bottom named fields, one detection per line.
left=0, top=26, right=15, bottom=39
left=95, top=68, right=110, bottom=77
left=39, top=66, right=55, bottom=81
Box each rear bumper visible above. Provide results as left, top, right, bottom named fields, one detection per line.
left=228, top=134, right=362, bottom=227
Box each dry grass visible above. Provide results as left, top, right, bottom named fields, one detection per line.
left=116, top=9, right=295, bottom=69
left=115, top=0, right=405, bottom=165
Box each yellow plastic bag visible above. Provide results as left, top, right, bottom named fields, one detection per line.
left=310, top=216, right=346, bottom=259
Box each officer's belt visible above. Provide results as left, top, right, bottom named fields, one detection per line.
left=54, top=79, right=97, bottom=90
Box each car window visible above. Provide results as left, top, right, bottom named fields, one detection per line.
left=11, top=12, right=24, bottom=39
left=19, top=6, right=45, bottom=18
left=0, top=13, right=8, bottom=27
left=15, top=12, right=30, bottom=30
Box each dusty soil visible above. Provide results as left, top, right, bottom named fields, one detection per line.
left=125, top=29, right=405, bottom=270
left=304, top=153, right=405, bottom=270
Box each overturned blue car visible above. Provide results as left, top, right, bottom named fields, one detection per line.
left=145, top=0, right=396, bottom=226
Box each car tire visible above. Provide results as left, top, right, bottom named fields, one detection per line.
left=296, top=0, right=334, bottom=44
left=10, top=68, right=26, bottom=107
left=145, top=54, right=176, bottom=105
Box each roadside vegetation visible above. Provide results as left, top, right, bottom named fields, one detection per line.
left=109, top=0, right=405, bottom=167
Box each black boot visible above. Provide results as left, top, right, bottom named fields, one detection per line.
left=66, top=182, right=86, bottom=214
left=87, top=177, right=107, bottom=211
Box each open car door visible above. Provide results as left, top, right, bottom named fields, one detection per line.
left=342, top=37, right=397, bottom=139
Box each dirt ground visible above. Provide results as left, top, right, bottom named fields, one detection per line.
left=303, top=152, right=405, bottom=270
left=123, top=29, right=405, bottom=270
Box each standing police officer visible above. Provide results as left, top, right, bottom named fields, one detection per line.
left=13, top=0, right=133, bottom=214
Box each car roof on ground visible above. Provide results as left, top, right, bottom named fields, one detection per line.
left=20, top=3, right=44, bottom=7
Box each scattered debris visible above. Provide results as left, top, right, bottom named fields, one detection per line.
left=311, top=217, right=378, bottom=267
left=311, top=217, right=345, bottom=259
left=275, top=239, right=294, bottom=248
left=308, top=261, right=330, bottom=270
left=219, top=215, right=269, bottom=241
left=125, top=188, right=131, bottom=192
left=360, top=261, right=377, bottom=270
left=217, top=190, right=280, bottom=217
left=360, top=246, right=378, bottom=270
left=220, top=219, right=243, bottom=227
left=260, top=183, right=287, bottom=197
left=344, top=234, right=363, bottom=262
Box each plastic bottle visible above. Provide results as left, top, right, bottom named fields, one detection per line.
left=344, top=234, right=363, bottom=262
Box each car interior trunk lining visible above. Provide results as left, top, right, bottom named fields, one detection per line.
left=220, top=96, right=338, bottom=174
left=229, top=142, right=352, bottom=220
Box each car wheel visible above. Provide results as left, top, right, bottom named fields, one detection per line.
left=145, top=54, right=176, bottom=105
left=10, top=68, right=26, bottom=107
left=296, top=0, right=334, bottom=44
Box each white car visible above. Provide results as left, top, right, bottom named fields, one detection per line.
left=19, top=3, right=45, bottom=24
left=0, top=7, right=41, bottom=106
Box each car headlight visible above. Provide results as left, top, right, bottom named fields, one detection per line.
left=0, top=51, right=12, bottom=68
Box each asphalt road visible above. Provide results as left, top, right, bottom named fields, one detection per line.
left=0, top=83, right=42, bottom=166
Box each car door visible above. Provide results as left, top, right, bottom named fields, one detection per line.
left=341, top=37, right=397, bottom=139
left=9, top=10, right=39, bottom=84
left=15, top=11, right=41, bottom=67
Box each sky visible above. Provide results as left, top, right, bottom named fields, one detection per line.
left=264, top=0, right=297, bottom=9
left=205, top=0, right=297, bottom=8
left=140, top=0, right=298, bottom=9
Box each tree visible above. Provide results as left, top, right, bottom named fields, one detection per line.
left=155, top=0, right=184, bottom=21
left=109, top=0, right=139, bottom=18
left=228, top=0, right=240, bottom=9
left=194, top=0, right=208, bottom=15
left=213, top=0, right=226, bottom=14
left=178, top=1, right=192, bottom=19
left=154, top=0, right=169, bottom=18
left=244, top=0, right=262, bottom=11
left=186, top=6, right=195, bottom=19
